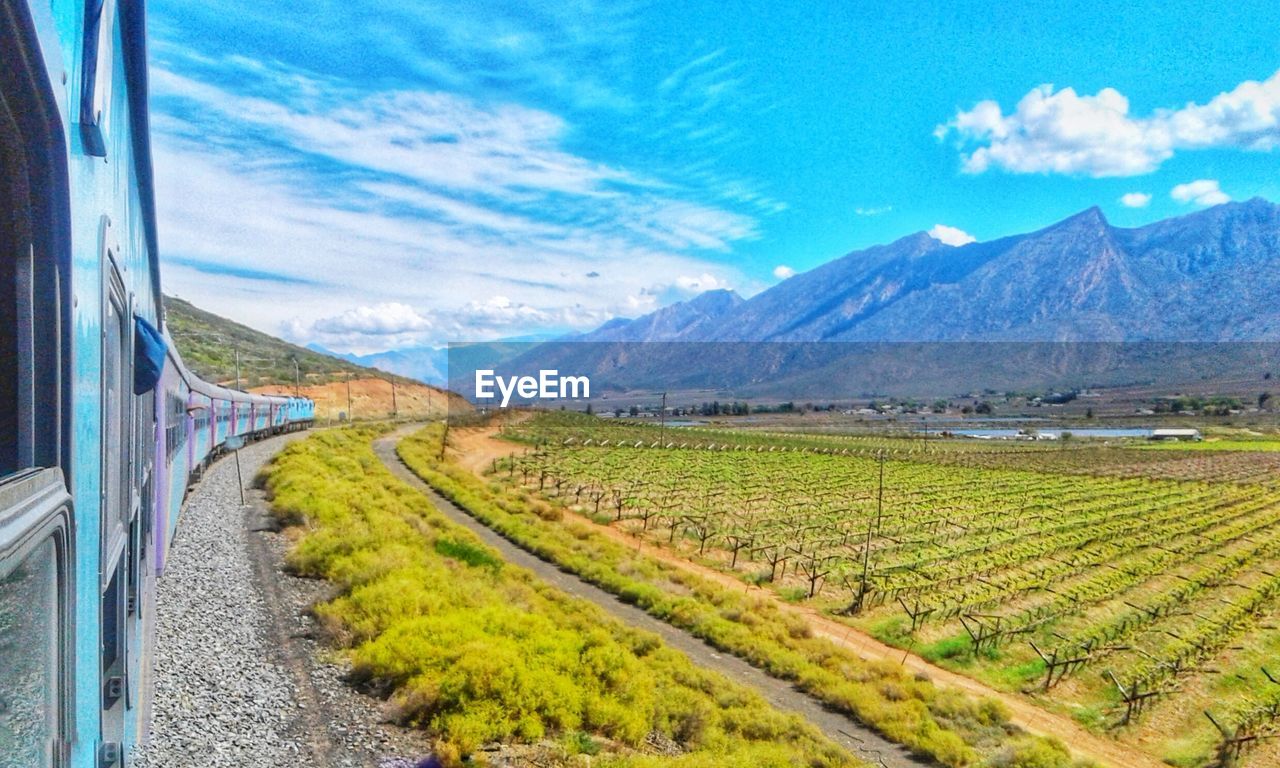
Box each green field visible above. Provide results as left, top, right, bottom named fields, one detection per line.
left=262, top=426, right=863, bottom=767
left=490, top=413, right=1280, bottom=768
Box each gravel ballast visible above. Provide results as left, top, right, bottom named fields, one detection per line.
left=131, top=434, right=431, bottom=768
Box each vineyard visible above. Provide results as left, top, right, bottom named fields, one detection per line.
left=489, top=413, right=1280, bottom=768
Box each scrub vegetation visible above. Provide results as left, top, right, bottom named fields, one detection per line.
left=472, top=412, right=1280, bottom=768
left=261, top=426, right=859, bottom=767
left=399, top=424, right=1093, bottom=768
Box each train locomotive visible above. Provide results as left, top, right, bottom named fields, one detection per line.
left=1, top=2, right=315, bottom=766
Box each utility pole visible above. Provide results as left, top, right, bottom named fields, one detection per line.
left=346, top=371, right=353, bottom=420
left=659, top=391, right=667, bottom=446
left=234, top=348, right=241, bottom=391
left=291, top=356, right=300, bottom=397
left=858, top=450, right=887, bottom=614
left=876, top=449, right=886, bottom=532
left=390, top=377, right=398, bottom=419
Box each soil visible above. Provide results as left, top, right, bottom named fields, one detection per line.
left=440, top=423, right=1172, bottom=768
left=251, top=378, right=471, bottom=422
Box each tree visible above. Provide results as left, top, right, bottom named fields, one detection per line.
left=1259, top=392, right=1273, bottom=410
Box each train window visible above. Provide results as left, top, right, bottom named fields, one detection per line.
left=0, top=536, right=59, bottom=766
left=102, top=270, right=131, bottom=568
left=0, top=52, right=35, bottom=476
left=79, top=0, right=117, bottom=156
left=0, top=468, right=73, bottom=768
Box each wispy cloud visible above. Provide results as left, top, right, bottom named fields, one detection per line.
left=151, top=50, right=756, bottom=351
left=937, top=69, right=1280, bottom=177
left=855, top=205, right=893, bottom=216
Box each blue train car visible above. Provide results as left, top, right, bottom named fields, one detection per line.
left=0, top=3, right=313, bottom=766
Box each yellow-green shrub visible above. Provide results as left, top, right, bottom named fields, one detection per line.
left=400, top=425, right=1087, bottom=768
left=263, top=427, right=855, bottom=766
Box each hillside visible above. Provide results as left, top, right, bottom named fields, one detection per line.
left=163, top=295, right=418, bottom=388
left=163, top=295, right=469, bottom=420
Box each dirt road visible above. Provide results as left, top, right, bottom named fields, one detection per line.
left=375, top=429, right=929, bottom=768
left=437, top=424, right=1168, bottom=768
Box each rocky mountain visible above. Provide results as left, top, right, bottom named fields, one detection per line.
left=479, top=200, right=1280, bottom=398
left=574, top=288, right=744, bottom=342
left=598, top=198, right=1280, bottom=343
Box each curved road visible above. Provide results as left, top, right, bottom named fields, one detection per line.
left=373, top=432, right=930, bottom=768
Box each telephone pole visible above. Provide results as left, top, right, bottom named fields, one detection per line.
left=858, top=450, right=886, bottom=614
left=659, top=391, right=668, bottom=446
left=346, top=371, right=353, bottom=420
left=876, top=449, right=886, bottom=532
left=291, top=356, right=300, bottom=397
left=234, top=348, right=241, bottom=391
left=390, top=377, right=398, bottom=418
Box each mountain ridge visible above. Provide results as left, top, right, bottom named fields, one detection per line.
left=578, top=198, right=1280, bottom=343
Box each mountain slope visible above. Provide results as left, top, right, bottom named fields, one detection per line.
left=163, top=296, right=418, bottom=388
left=581, top=198, right=1280, bottom=343
left=495, top=200, right=1280, bottom=397
left=575, top=288, right=744, bottom=342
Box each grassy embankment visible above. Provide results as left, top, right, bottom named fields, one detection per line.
left=261, top=426, right=859, bottom=767
left=399, top=425, right=1089, bottom=768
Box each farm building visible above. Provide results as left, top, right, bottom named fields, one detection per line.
left=1149, top=428, right=1202, bottom=441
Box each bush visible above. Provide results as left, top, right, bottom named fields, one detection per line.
left=263, top=427, right=852, bottom=766
left=398, top=424, right=1083, bottom=768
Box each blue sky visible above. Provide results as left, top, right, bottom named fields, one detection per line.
left=149, top=0, right=1280, bottom=352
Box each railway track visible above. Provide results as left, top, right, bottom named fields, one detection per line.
left=133, top=434, right=430, bottom=768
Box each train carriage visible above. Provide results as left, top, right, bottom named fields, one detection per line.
left=0, top=2, right=313, bottom=766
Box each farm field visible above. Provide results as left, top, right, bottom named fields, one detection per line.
left=488, top=413, right=1280, bottom=768
left=260, top=426, right=863, bottom=767
left=402, top=424, right=1099, bottom=768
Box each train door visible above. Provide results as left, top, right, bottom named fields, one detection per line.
left=1, top=2, right=74, bottom=764
left=99, top=250, right=132, bottom=765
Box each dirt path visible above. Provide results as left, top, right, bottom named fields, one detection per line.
left=439, top=424, right=1167, bottom=768
left=376, top=428, right=929, bottom=768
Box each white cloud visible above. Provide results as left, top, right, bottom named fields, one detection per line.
left=1171, top=179, right=1230, bottom=206
left=927, top=224, right=976, bottom=246
left=673, top=273, right=728, bottom=294
left=314, top=303, right=432, bottom=335
left=772, top=265, right=796, bottom=279
left=1119, top=192, right=1152, bottom=208
left=150, top=54, right=757, bottom=350
left=938, top=69, right=1280, bottom=177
